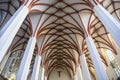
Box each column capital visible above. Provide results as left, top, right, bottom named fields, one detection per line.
left=29, top=36, right=37, bottom=41
left=22, top=0, right=40, bottom=13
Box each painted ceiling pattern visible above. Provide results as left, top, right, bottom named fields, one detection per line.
left=0, top=0, right=120, bottom=78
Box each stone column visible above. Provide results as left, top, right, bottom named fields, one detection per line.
left=86, top=36, right=108, bottom=80
left=74, top=74, right=78, bottom=80
left=0, top=5, right=29, bottom=63
left=38, top=66, right=42, bottom=80
left=41, top=67, right=45, bottom=80
left=80, top=54, right=91, bottom=80
left=44, top=76, right=47, bottom=80
left=76, top=65, right=83, bottom=80
left=16, top=36, right=36, bottom=80
left=93, top=2, right=120, bottom=47
left=31, top=55, right=41, bottom=80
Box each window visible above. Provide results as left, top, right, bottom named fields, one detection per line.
left=0, top=11, right=6, bottom=26
left=106, top=50, right=120, bottom=77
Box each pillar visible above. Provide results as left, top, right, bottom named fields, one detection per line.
left=0, top=5, right=29, bottom=63
left=16, top=36, right=36, bottom=80
left=38, top=67, right=42, bottom=80
left=74, top=74, right=78, bottom=80
left=80, top=54, right=91, bottom=80
left=93, top=3, right=120, bottom=48
left=76, top=65, right=83, bottom=80
left=86, top=36, right=108, bottom=80
left=40, top=67, right=45, bottom=80
left=44, top=76, right=47, bottom=80
left=31, top=55, right=41, bottom=80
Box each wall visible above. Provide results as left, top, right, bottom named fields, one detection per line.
left=48, top=68, right=72, bottom=80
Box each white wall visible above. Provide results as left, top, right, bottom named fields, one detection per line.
left=48, top=68, right=72, bottom=80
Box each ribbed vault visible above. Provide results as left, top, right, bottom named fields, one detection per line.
left=0, top=0, right=120, bottom=79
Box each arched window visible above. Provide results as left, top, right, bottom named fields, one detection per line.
left=106, top=50, right=120, bottom=77
left=0, top=10, right=7, bottom=28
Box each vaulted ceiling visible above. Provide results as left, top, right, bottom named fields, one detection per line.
left=0, top=0, right=120, bottom=79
